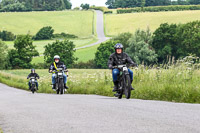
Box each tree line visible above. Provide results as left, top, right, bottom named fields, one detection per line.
left=0, top=0, right=72, bottom=12
left=106, top=0, right=200, bottom=9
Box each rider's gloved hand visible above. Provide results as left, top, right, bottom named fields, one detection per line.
left=109, top=65, right=113, bottom=69
left=131, top=63, right=138, bottom=67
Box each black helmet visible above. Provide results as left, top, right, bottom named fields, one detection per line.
left=114, top=43, right=123, bottom=50
left=31, top=69, right=35, bottom=73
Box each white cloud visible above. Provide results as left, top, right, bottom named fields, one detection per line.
left=70, top=0, right=107, bottom=8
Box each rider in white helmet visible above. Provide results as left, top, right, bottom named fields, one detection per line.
left=49, top=55, right=68, bottom=90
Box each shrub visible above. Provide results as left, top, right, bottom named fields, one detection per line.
left=34, top=26, right=54, bottom=40
left=90, top=6, right=108, bottom=12
left=104, top=11, right=113, bottom=14
left=72, top=60, right=97, bottom=69
left=117, top=5, right=200, bottom=14
left=53, top=32, right=78, bottom=39
left=8, top=35, right=39, bottom=69
left=94, top=40, right=117, bottom=69
left=0, top=30, right=16, bottom=41
left=0, top=40, right=8, bottom=69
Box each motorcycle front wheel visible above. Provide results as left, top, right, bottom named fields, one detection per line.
left=124, top=75, right=131, bottom=99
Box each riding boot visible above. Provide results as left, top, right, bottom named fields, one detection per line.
left=52, top=84, right=56, bottom=90
left=64, top=84, right=68, bottom=89
left=112, top=81, right=118, bottom=92
left=131, top=80, right=134, bottom=90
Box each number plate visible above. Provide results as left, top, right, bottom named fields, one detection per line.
left=123, top=67, right=128, bottom=71
left=58, top=73, right=63, bottom=76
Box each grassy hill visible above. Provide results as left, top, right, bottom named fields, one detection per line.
left=0, top=11, right=94, bottom=38
left=105, top=10, right=200, bottom=36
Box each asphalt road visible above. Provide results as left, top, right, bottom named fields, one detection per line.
left=75, top=10, right=109, bottom=50
left=0, top=83, right=200, bottom=133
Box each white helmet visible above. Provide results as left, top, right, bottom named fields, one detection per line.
left=54, top=55, right=60, bottom=63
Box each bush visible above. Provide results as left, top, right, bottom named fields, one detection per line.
left=112, top=32, right=132, bottom=50
left=152, top=21, right=200, bottom=63
left=90, top=6, right=108, bottom=12
left=72, top=60, right=97, bottom=69
left=0, top=40, right=8, bottom=69
left=117, top=5, right=200, bottom=14
left=94, top=40, right=117, bottom=69
left=0, top=30, right=16, bottom=41
left=104, top=11, right=113, bottom=14
left=81, top=3, right=90, bottom=10
left=0, top=2, right=26, bottom=12
left=126, top=28, right=158, bottom=65
left=53, top=32, right=78, bottom=39
left=73, top=7, right=80, bottom=10
left=34, top=26, right=54, bottom=40
left=8, top=35, right=39, bottom=69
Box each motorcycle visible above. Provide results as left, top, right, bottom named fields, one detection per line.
left=113, top=65, right=132, bottom=99
left=30, top=77, right=37, bottom=94
left=52, top=68, right=67, bottom=95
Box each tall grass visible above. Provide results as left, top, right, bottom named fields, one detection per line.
left=0, top=56, right=199, bottom=103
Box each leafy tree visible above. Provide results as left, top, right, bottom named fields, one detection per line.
left=189, top=0, right=200, bottom=4
left=0, top=0, right=72, bottom=11
left=175, top=21, right=200, bottom=57
left=112, top=32, right=132, bottom=50
left=94, top=40, right=117, bottom=68
left=0, top=40, right=8, bottom=69
left=152, top=21, right=200, bottom=63
left=44, top=40, right=77, bottom=68
left=152, top=23, right=178, bottom=62
left=8, top=35, right=39, bottom=69
left=126, top=28, right=157, bottom=65
left=80, top=3, right=90, bottom=10
left=34, top=26, right=54, bottom=40
left=63, top=0, right=72, bottom=9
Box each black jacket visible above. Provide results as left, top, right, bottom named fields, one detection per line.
left=27, top=73, right=40, bottom=79
left=49, top=62, right=67, bottom=71
left=108, top=52, right=135, bottom=69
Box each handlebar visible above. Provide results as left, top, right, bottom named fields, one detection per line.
left=112, top=64, right=138, bottom=69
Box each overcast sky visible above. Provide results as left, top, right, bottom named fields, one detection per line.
left=70, top=0, right=107, bottom=8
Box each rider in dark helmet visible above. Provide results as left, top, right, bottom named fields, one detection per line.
left=49, top=55, right=68, bottom=90
left=27, top=69, right=40, bottom=90
left=108, top=43, right=137, bottom=92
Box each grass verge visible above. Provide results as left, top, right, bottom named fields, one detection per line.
left=0, top=61, right=199, bottom=103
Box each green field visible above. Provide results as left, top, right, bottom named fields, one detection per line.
left=105, top=10, right=200, bottom=36
left=75, top=44, right=100, bottom=62
left=0, top=61, right=199, bottom=103
left=31, top=43, right=99, bottom=64
left=0, top=11, right=94, bottom=37
left=5, top=38, right=97, bottom=55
